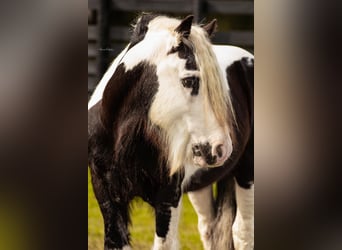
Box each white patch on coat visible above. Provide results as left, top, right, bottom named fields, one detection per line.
left=232, top=180, right=254, bottom=250
left=188, top=186, right=214, bottom=250
left=181, top=162, right=199, bottom=190
left=212, top=45, right=254, bottom=81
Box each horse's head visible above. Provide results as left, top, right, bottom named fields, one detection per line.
left=108, top=14, right=236, bottom=174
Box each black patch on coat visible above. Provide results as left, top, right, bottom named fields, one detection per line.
left=128, top=14, right=158, bottom=50
left=169, top=40, right=199, bottom=95
left=168, top=41, right=197, bottom=70
left=100, top=62, right=157, bottom=131
left=155, top=206, right=171, bottom=238
left=154, top=172, right=183, bottom=238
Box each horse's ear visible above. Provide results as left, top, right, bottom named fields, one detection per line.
left=129, top=13, right=158, bottom=48
left=132, top=13, right=157, bottom=37
left=175, top=15, right=194, bottom=38
left=203, top=19, right=217, bottom=37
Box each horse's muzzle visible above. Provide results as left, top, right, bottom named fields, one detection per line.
left=192, top=141, right=230, bottom=167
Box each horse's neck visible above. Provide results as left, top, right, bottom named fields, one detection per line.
left=88, top=45, right=129, bottom=110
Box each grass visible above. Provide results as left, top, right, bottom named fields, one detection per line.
left=88, top=170, right=203, bottom=250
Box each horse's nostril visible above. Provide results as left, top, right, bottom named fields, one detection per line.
left=193, top=151, right=202, bottom=157
left=192, top=144, right=202, bottom=156
left=216, top=144, right=223, bottom=158
left=193, top=142, right=227, bottom=166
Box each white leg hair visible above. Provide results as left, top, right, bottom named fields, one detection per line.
left=152, top=199, right=182, bottom=250
left=232, top=179, right=254, bottom=250
left=188, top=185, right=214, bottom=250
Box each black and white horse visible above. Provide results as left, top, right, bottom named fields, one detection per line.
left=88, top=14, right=254, bottom=250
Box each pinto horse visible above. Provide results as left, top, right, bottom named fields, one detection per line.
left=88, top=14, right=254, bottom=250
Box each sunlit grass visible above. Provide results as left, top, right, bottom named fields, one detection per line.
left=88, top=170, right=203, bottom=250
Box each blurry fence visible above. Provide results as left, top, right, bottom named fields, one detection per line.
left=88, top=0, right=254, bottom=96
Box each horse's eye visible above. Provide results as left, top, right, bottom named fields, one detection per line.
left=181, top=76, right=199, bottom=88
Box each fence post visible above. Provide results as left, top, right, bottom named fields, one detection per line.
left=98, top=0, right=111, bottom=76
left=193, top=0, right=204, bottom=23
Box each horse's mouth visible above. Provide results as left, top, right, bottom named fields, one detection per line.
left=191, top=141, right=231, bottom=167
left=193, top=154, right=228, bottom=168
left=193, top=151, right=229, bottom=168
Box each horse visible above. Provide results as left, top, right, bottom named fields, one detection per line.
left=88, top=14, right=254, bottom=250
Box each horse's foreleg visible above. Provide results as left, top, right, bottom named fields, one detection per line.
left=152, top=198, right=182, bottom=250
left=90, top=168, right=131, bottom=250
left=232, top=179, right=254, bottom=250
left=188, top=185, right=214, bottom=250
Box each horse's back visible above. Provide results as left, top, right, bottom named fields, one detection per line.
left=213, top=45, right=253, bottom=64
left=213, top=44, right=253, bottom=84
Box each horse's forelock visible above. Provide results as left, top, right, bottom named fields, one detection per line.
left=189, top=26, right=237, bottom=137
